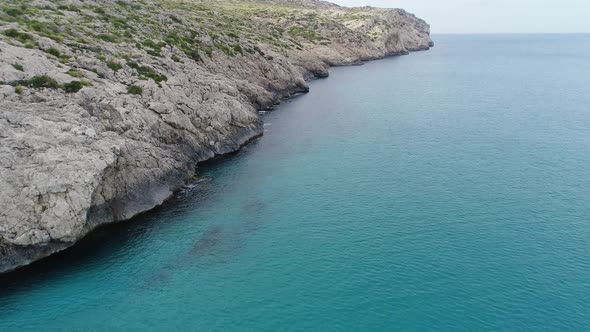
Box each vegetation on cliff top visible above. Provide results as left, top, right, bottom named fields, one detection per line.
left=0, top=0, right=413, bottom=90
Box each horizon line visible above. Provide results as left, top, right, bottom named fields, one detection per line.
left=431, top=32, right=590, bottom=36
left=432, top=32, right=590, bottom=35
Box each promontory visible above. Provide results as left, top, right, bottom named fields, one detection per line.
left=0, top=0, right=433, bottom=272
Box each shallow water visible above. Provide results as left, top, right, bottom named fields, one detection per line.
left=2, top=34, right=590, bottom=331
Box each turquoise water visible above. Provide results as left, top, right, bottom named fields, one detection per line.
left=3, top=34, right=590, bottom=331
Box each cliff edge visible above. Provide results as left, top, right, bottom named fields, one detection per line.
left=0, top=0, right=433, bottom=272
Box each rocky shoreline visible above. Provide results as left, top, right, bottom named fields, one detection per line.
left=0, top=0, right=432, bottom=273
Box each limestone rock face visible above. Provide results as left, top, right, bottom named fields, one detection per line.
left=0, top=0, right=432, bottom=272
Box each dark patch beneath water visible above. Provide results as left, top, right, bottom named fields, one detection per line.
left=240, top=199, right=267, bottom=234
left=188, top=226, right=223, bottom=257
left=143, top=197, right=271, bottom=290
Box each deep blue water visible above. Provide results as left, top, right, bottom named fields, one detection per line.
left=2, top=34, right=590, bottom=331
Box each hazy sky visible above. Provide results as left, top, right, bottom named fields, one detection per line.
left=330, top=0, right=590, bottom=34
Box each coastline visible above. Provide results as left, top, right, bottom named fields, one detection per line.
left=0, top=46, right=432, bottom=274
left=0, top=0, right=434, bottom=273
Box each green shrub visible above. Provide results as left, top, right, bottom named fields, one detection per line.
left=118, top=53, right=131, bottom=61
left=127, top=85, right=143, bottom=95
left=3, top=7, right=24, bottom=17
left=97, top=34, right=118, bottom=43
left=115, top=1, right=129, bottom=7
left=288, top=26, right=322, bottom=41
left=23, top=21, right=62, bottom=43
left=29, top=75, right=59, bottom=89
left=146, top=49, right=161, bottom=57
left=127, top=62, right=167, bottom=83
left=126, top=61, right=139, bottom=70
left=106, top=60, right=122, bottom=72
left=13, top=75, right=59, bottom=89
left=64, top=81, right=84, bottom=93
left=231, top=44, right=244, bottom=55
left=2, top=29, right=35, bottom=44
left=14, top=85, right=24, bottom=94
left=214, top=43, right=233, bottom=56
left=27, top=20, right=44, bottom=32
left=67, top=69, right=83, bottom=77
left=169, top=15, right=181, bottom=23
left=110, top=17, right=130, bottom=30
left=201, top=46, right=213, bottom=57
left=142, top=39, right=165, bottom=57
left=142, top=39, right=162, bottom=49
left=12, top=63, right=24, bottom=71
left=171, top=54, right=181, bottom=62
left=46, top=47, right=61, bottom=57
left=56, top=4, right=80, bottom=12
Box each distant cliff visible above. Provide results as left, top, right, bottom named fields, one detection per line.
left=0, top=0, right=433, bottom=272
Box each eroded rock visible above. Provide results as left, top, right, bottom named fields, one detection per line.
left=0, top=0, right=433, bottom=272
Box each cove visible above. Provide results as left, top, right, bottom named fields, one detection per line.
left=2, top=34, right=590, bottom=331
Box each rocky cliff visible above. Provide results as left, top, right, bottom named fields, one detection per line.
left=0, top=0, right=433, bottom=272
